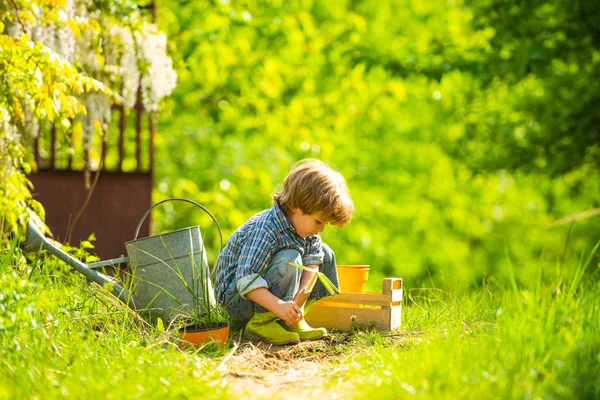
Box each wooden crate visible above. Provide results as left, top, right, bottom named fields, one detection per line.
left=305, top=278, right=402, bottom=332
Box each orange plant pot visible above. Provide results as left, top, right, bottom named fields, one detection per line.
left=320, top=265, right=370, bottom=308
left=178, top=322, right=229, bottom=348
left=337, top=265, right=370, bottom=293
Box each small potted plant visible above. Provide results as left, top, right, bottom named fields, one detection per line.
left=177, top=303, right=230, bottom=348
left=176, top=266, right=230, bottom=347
left=174, top=231, right=230, bottom=348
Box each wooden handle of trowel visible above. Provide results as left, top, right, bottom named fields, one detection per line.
left=295, top=271, right=319, bottom=308
left=295, top=289, right=311, bottom=308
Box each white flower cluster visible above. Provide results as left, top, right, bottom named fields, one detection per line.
left=81, top=92, right=111, bottom=137
left=32, top=24, right=56, bottom=52
left=101, top=22, right=178, bottom=113
left=57, top=0, right=77, bottom=62
left=30, top=0, right=77, bottom=63
left=135, top=23, right=178, bottom=112
left=21, top=102, right=39, bottom=140
left=105, top=25, right=139, bottom=108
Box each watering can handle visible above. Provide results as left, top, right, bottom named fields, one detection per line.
left=133, top=198, right=223, bottom=253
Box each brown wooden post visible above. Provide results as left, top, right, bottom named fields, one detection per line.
left=149, top=113, right=155, bottom=174
left=50, top=125, right=56, bottom=170
left=67, top=128, right=73, bottom=170
left=34, top=135, right=40, bottom=166
left=118, top=104, right=125, bottom=172
left=101, top=128, right=107, bottom=169
left=83, top=133, right=89, bottom=169
left=135, top=88, right=143, bottom=172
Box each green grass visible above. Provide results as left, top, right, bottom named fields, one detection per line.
left=330, top=280, right=599, bottom=398
left=1, top=240, right=598, bottom=399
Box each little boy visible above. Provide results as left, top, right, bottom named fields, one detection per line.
left=216, top=159, right=354, bottom=345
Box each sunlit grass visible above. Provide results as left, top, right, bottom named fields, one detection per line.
left=1, top=237, right=598, bottom=399
left=0, top=244, right=231, bottom=399
left=327, top=247, right=600, bottom=399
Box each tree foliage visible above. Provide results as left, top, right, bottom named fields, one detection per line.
left=155, top=0, right=599, bottom=287
left=459, top=0, right=600, bottom=175
left=1, top=0, right=598, bottom=287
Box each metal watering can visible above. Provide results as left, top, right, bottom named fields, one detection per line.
left=24, top=198, right=223, bottom=323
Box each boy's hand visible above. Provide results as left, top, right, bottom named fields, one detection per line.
left=246, top=288, right=303, bottom=323
left=276, top=301, right=303, bottom=324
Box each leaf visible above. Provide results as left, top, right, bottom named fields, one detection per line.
left=67, top=20, right=81, bottom=40
left=156, top=318, right=165, bottom=332
left=80, top=240, right=94, bottom=249
left=93, top=120, right=103, bottom=134
left=95, top=52, right=104, bottom=68
left=286, top=261, right=340, bottom=295
left=44, top=98, right=54, bottom=121
left=19, top=10, right=37, bottom=25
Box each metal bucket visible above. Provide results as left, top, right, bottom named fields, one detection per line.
left=124, top=198, right=222, bottom=323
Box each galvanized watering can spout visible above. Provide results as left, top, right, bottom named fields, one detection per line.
left=24, top=220, right=132, bottom=306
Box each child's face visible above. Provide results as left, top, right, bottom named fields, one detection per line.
left=288, top=207, right=327, bottom=238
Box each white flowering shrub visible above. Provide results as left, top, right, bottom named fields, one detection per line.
left=135, top=24, right=177, bottom=112
left=106, top=25, right=140, bottom=108
left=0, top=0, right=177, bottom=246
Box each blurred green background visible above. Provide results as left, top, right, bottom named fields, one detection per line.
left=151, top=0, right=599, bottom=290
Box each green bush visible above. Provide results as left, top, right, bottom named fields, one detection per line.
left=154, top=0, right=600, bottom=288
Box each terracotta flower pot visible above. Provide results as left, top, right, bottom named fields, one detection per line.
left=178, top=322, right=229, bottom=348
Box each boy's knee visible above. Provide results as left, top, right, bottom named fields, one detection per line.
left=271, top=249, right=302, bottom=266
left=268, top=249, right=302, bottom=281
left=322, top=243, right=335, bottom=264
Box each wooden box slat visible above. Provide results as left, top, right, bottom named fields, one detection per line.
left=305, top=277, right=403, bottom=332
left=318, top=289, right=403, bottom=306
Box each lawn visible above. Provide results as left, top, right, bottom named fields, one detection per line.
left=1, top=242, right=598, bottom=399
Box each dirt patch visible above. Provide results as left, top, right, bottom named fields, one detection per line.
left=217, top=333, right=353, bottom=399
left=215, top=330, right=420, bottom=398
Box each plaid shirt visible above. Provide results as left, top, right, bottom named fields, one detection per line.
left=215, top=202, right=324, bottom=305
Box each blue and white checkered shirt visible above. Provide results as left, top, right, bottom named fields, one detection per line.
left=215, top=202, right=324, bottom=305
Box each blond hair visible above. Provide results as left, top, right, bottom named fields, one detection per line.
left=273, top=159, right=354, bottom=226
